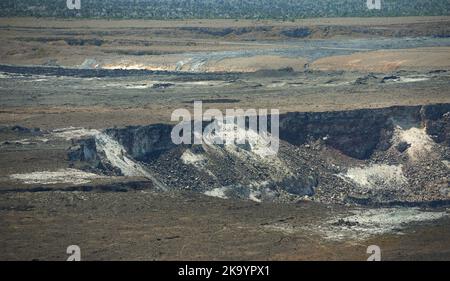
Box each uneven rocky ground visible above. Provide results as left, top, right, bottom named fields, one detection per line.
left=0, top=17, right=449, bottom=260
left=1, top=191, right=450, bottom=261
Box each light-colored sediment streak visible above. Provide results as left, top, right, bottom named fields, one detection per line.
left=338, top=164, right=407, bottom=190
left=321, top=208, right=448, bottom=241
left=10, top=168, right=103, bottom=185
left=51, top=127, right=167, bottom=189
left=264, top=207, right=448, bottom=240
left=393, top=125, right=434, bottom=159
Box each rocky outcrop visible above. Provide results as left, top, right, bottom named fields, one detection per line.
left=104, top=124, right=175, bottom=161
left=422, top=104, right=450, bottom=146
left=68, top=103, right=450, bottom=205
left=279, top=104, right=450, bottom=159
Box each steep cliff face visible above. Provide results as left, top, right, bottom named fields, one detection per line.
left=104, top=124, right=175, bottom=161
left=68, top=104, right=450, bottom=205
left=279, top=104, right=450, bottom=159
left=422, top=104, right=450, bottom=146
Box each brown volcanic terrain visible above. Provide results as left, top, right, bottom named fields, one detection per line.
left=0, top=17, right=449, bottom=261
left=1, top=191, right=449, bottom=261
left=0, top=16, right=449, bottom=71
left=311, top=47, right=450, bottom=72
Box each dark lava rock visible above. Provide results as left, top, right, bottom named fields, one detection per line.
left=11, top=125, right=31, bottom=133
left=381, top=75, right=400, bottom=83
left=429, top=69, right=447, bottom=74
left=396, top=141, right=411, bottom=153
left=354, top=73, right=378, bottom=85
left=280, top=175, right=317, bottom=196
left=281, top=27, right=311, bottom=38
left=332, top=219, right=359, bottom=227
left=152, top=83, right=175, bottom=89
